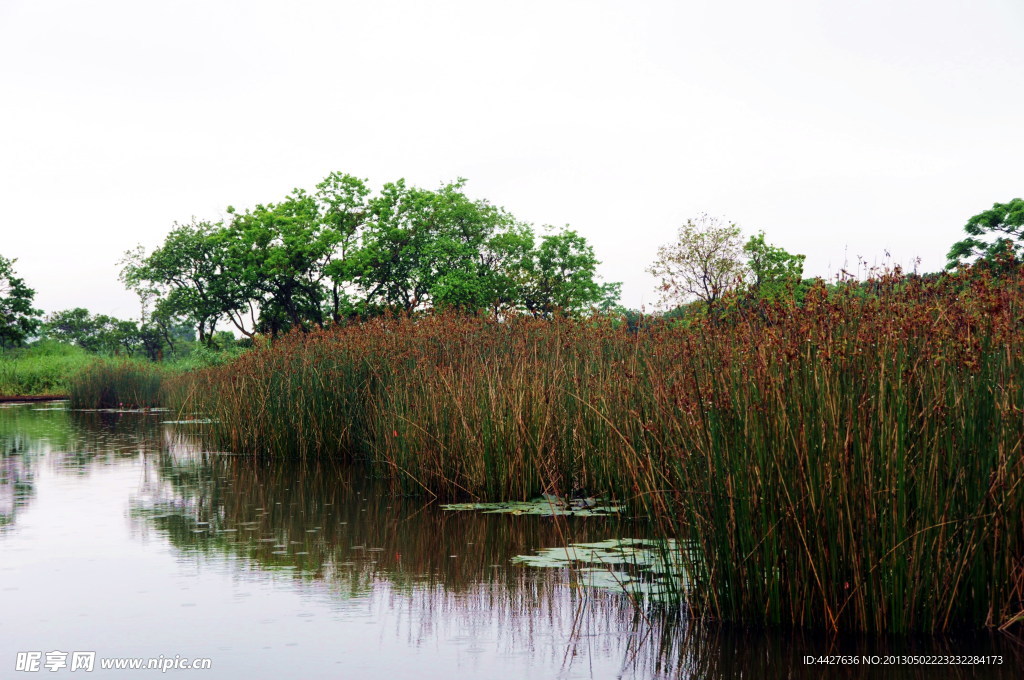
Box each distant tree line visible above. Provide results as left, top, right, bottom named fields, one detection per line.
left=120, top=173, right=621, bottom=344
left=647, top=197, right=1024, bottom=319
left=39, top=307, right=198, bottom=360
left=2, top=189, right=1021, bottom=353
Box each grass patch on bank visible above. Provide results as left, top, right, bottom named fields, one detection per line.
left=1, top=339, right=249, bottom=401
left=0, top=341, right=94, bottom=395
left=168, top=266, right=1024, bottom=634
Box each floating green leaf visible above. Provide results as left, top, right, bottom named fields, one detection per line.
left=73, top=408, right=171, bottom=414
left=512, top=538, right=688, bottom=601
left=440, top=497, right=622, bottom=517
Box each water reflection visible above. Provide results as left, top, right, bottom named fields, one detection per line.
left=0, top=402, right=1021, bottom=679
left=0, top=402, right=68, bottom=528
left=0, top=454, right=32, bottom=530
left=134, top=447, right=639, bottom=590
left=0, top=403, right=167, bottom=529
left=131, top=444, right=684, bottom=677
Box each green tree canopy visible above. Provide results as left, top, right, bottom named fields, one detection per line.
left=120, top=221, right=239, bottom=344
left=225, top=188, right=342, bottom=333
left=522, top=229, right=606, bottom=318
left=348, top=179, right=502, bottom=313
left=125, top=172, right=618, bottom=334
left=743, top=231, right=805, bottom=300
left=0, top=255, right=42, bottom=349
left=946, top=198, right=1024, bottom=270
left=42, top=307, right=101, bottom=350
left=42, top=308, right=144, bottom=356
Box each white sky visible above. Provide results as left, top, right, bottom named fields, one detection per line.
left=2, top=0, right=1022, bottom=318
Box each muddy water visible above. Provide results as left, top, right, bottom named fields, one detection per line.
left=0, top=403, right=1020, bottom=679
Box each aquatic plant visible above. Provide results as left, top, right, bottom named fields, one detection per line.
left=168, top=265, right=1024, bottom=633
left=441, top=497, right=622, bottom=517
left=68, top=360, right=165, bottom=408
left=512, top=538, right=686, bottom=600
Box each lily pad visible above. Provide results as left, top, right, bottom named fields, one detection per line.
left=73, top=408, right=171, bottom=413
left=440, top=497, right=622, bottom=517
left=512, top=538, right=689, bottom=601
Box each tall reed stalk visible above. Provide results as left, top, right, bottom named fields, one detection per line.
left=68, top=360, right=165, bottom=408
left=168, top=267, right=1024, bottom=633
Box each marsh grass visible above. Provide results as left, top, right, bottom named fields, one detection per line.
left=68, top=360, right=166, bottom=408
left=0, top=341, right=94, bottom=395
left=169, top=266, right=1024, bottom=633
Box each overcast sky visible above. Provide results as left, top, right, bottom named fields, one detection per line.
left=2, top=0, right=1022, bottom=318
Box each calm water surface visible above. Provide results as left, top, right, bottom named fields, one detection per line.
left=1, top=403, right=1021, bottom=679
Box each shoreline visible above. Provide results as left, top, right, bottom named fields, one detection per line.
left=0, top=394, right=68, bottom=403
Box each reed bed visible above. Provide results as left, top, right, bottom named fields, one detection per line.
left=168, top=267, right=1024, bottom=633
left=68, top=360, right=166, bottom=408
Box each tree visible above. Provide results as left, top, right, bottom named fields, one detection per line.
left=0, top=255, right=42, bottom=348
left=42, top=308, right=146, bottom=355
left=43, top=308, right=102, bottom=350
left=473, top=223, right=536, bottom=318
left=124, top=175, right=372, bottom=338
left=109, top=319, right=143, bottom=356
left=743, top=232, right=805, bottom=300
left=349, top=179, right=505, bottom=314
left=521, top=229, right=609, bottom=317
left=226, top=190, right=341, bottom=333
left=648, top=214, right=746, bottom=310
left=946, top=198, right=1024, bottom=270
left=120, top=221, right=247, bottom=344
left=317, top=172, right=371, bottom=321
left=124, top=172, right=618, bottom=329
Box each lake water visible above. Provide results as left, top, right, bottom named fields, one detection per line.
left=1, top=402, right=1021, bottom=679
